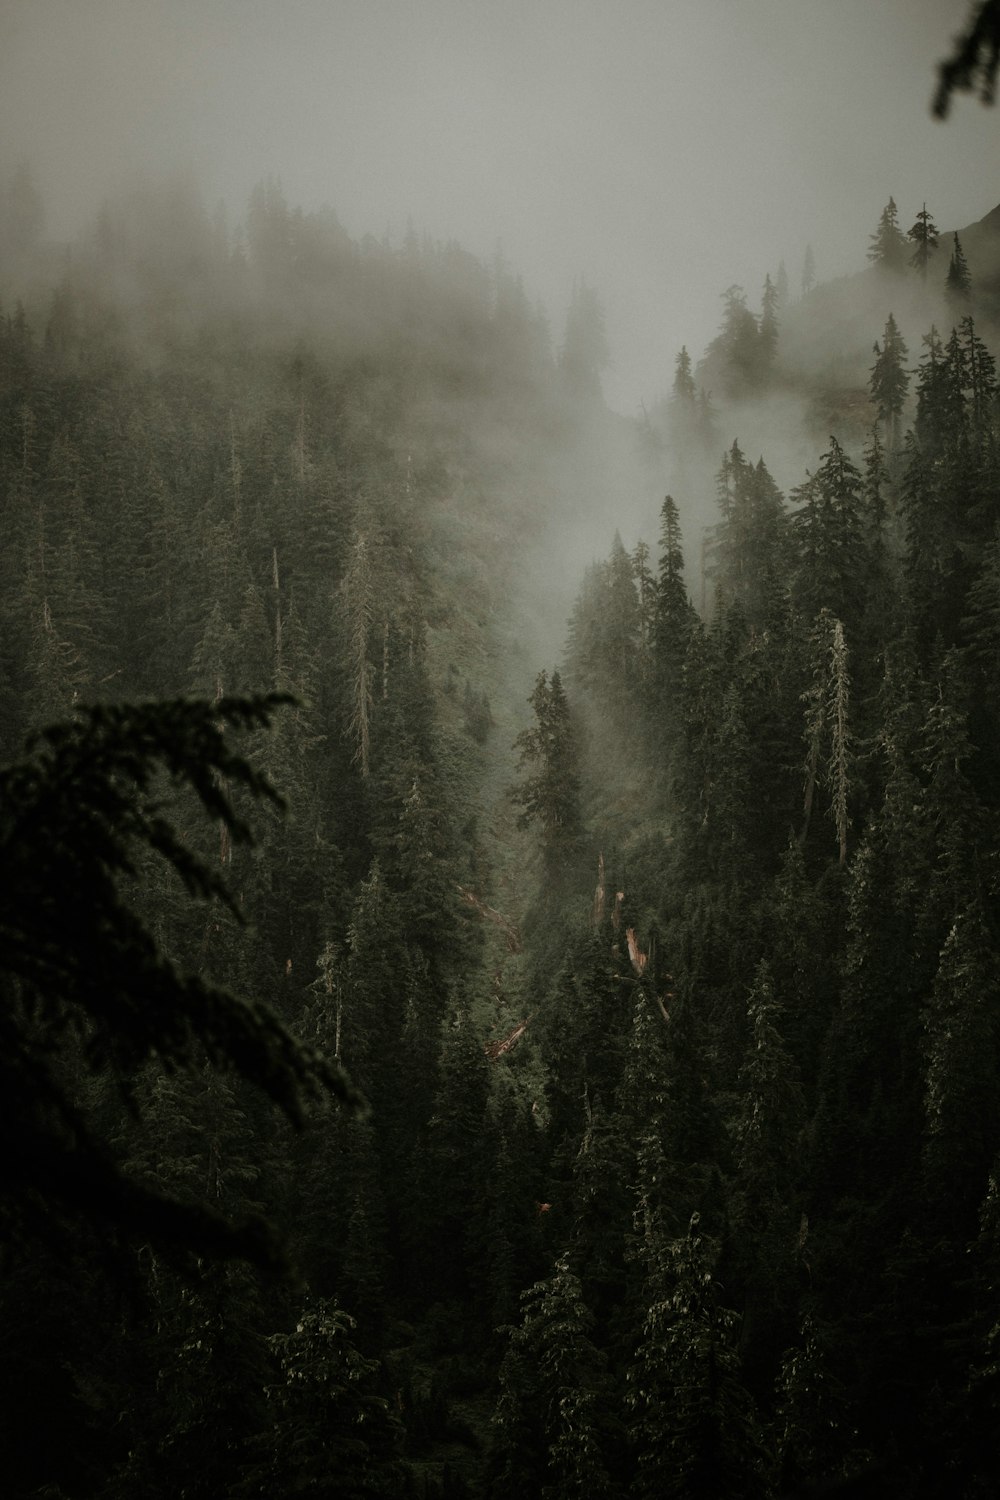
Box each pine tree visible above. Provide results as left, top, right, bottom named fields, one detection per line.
left=707, top=442, right=786, bottom=626
left=256, top=1301, right=407, bottom=1498
left=703, top=286, right=761, bottom=400
left=922, top=901, right=1000, bottom=1223
left=671, top=345, right=696, bottom=405
left=800, top=245, right=816, bottom=298
left=868, top=313, right=910, bottom=450
left=867, top=197, right=907, bottom=274
left=791, top=437, right=867, bottom=630
left=626, top=1214, right=771, bottom=1498
left=488, top=1255, right=618, bottom=1499
left=0, top=695, right=353, bottom=1269
left=758, top=274, right=779, bottom=383
left=730, top=962, right=805, bottom=1385
left=958, top=313, right=998, bottom=429
left=907, top=202, right=939, bottom=278
left=511, top=670, right=584, bottom=882
left=946, top=231, right=972, bottom=306
left=799, top=609, right=853, bottom=866
left=654, top=494, right=696, bottom=711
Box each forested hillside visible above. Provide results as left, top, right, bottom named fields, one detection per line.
left=3, top=167, right=1000, bottom=1499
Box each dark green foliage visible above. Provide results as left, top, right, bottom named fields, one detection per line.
left=707, top=442, right=787, bottom=628
left=0, top=694, right=353, bottom=1269
left=6, top=158, right=1000, bottom=1500
left=511, top=669, right=585, bottom=882
left=626, top=1215, right=771, bottom=1498
left=251, top=1301, right=407, bottom=1497
left=489, top=1255, right=619, bottom=1499
left=792, top=436, right=866, bottom=629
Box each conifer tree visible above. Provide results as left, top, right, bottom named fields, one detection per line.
left=489, top=1255, right=618, bottom=1499
left=256, top=1301, right=407, bottom=1498
left=946, top=231, right=972, bottom=305
left=959, top=313, right=998, bottom=428
left=704, top=286, right=761, bottom=400
left=791, top=437, right=867, bottom=631
left=922, top=900, right=1000, bottom=1223
left=626, top=1214, right=771, bottom=1498
left=0, top=695, right=353, bottom=1268
left=907, top=202, right=939, bottom=278
left=730, top=962, right=805, bottom=1383
left=671, top=344, right=696, bottom=406
left=868, top=313, right=910, bottom=450
left=708, top=442, right=786, bottom=626
left=758, top=273, right=779, bottom=383
left=511, top=670, right=584, bottom=882
left=799, top=609, right=853, bottom=866
left=867, top=198, right=907, bottom=274
left=654, top=494, right=696, bottom=709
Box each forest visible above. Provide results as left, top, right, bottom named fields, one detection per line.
left=2, top=136, right=1000, bottom=1500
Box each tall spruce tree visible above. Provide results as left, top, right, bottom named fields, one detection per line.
left=511, top=670, right=584, bottom=883
left=867, top=197, right=908, bottom=274
left=946, top=231, right=972, bottom=305
left=869, top=313, right=910, bottom=450
left=907, top=202, right=939, bottom=278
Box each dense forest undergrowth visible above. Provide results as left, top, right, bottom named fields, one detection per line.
left=3, top=169, right=1000, bottom=1497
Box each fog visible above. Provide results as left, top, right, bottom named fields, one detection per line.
left=2, top=0, right=998, bottom=416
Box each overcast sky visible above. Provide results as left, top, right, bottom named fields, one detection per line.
left=1, top=0, right=997, bottom=411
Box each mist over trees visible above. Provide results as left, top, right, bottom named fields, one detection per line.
left=3, top=145, right=1000, bottom=1500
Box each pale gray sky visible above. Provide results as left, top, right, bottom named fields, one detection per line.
left=1, top=0, right=997, bottom=411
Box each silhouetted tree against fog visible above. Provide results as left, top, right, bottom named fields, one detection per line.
left=869, top=312, right=910, bottom=450
left=867, top=196, right=908, bottom=274
left=800, top=243, right=816, bottom=297
left=907, top=201, right=940, bottom=278
left=946, top=230, right=973, bottom=305
left=758, top=273, right=779, bottom=384
left=701, top=285, right=760, bottom=401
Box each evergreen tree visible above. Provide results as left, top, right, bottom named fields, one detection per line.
left=946, top=231, right=972, bottom=306
left=959, top=313, right=998, bottom=429
left=511, top=670, right=584, bottom=882
left=907, top=202, right=939, bottom=278
left=0, top=695, right=352, bottom=1269
left=626, top=1214, right=771, bottom=1498
left=791, top=436, right=867, bottom=630
left=489, top=1255, right=618, bottom=1499
left=254, top=1301, right=407, bottom=1498
left=868, top=313, right=910, bottom=450
left=707, top=441, right=786, bottom=626
left=703, top=286, right=761, bottom=400
left=800, top=244, right=816, bottom=298
left=654, top=494, right=696, bottom=711
left=758, top=273, right=779, bottom=383
left=730, top=961, right=805, bottom=1384
left=671, top=344, right=696, bottom=405
left=867, top=197, right=907, bottom=274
